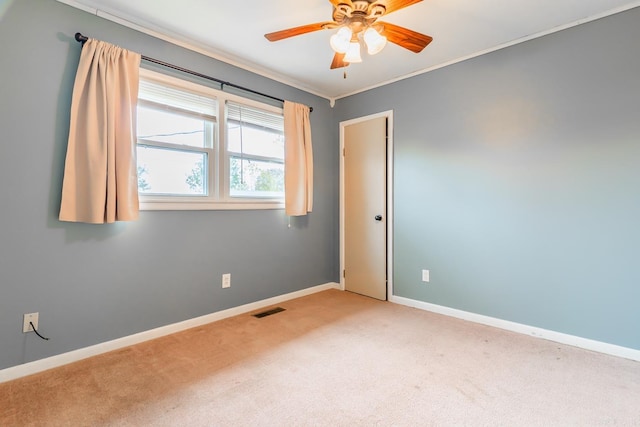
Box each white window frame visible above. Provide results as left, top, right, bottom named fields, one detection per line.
left=138, top=68, right=285, bottom=211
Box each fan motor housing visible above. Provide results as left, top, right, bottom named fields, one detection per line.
left=333, top=1, right=386, bottom=33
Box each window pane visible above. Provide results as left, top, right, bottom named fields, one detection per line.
left=226, top=101, right=284, bottom=160
left=137, top=146, right=207, bottom=196
left=228, top=122, right=284, bottom=160
left=230, top=157, right=284, bottom=198
left=138, top=105, right=212, bottom=148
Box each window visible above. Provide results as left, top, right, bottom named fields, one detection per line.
left=227, top=101, right=284, bottom=199
left=136, top=69, right=285, bottom=210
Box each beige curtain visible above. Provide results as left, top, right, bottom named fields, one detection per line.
left=284, top=101, right=313, bottom=216
left=59, top=39, right=141, bottom=224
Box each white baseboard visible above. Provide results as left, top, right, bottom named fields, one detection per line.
left=0, top=282, right=341, bottom=384
left=390, top=295, right=640, bottom=362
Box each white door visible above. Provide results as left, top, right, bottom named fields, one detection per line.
left=342, top=115, right=387, bottom=300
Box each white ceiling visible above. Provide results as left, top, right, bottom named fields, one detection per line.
left=59, top=0, right=640, bottom=100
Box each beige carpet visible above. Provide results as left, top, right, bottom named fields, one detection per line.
left=1, top=289, right=639, bottom=426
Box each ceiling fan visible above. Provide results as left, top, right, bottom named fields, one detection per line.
left=265, top=0, right=433, bottom=69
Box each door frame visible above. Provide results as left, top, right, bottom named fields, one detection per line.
left=339, top=110, right=394, bottom=299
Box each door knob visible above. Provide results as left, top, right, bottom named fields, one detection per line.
left=375, top=215, right=383, bottom=221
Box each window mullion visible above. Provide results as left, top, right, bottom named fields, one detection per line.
left=203, top=120, right=214, bottom=200
left=218, top=97, right=229, bottom=201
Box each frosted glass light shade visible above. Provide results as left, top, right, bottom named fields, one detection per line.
left=364, top=27, right=387, bottom=55
left=330, top=27, right=352, bottom=54
left=343, top=41, right=362, bottom=63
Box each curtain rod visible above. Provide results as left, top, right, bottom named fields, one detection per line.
left=74, top=32, right=312, bottom=112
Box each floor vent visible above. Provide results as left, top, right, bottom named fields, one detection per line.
left=253, top=307, right=286, bottom=318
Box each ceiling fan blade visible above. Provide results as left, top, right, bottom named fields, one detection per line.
left=377, top=0, right=423, bottom=15
left=379, top=21, right=433, bottom=53
left=330, top=52, right=349, bottom=69
left=265, top=22, right=332, bottom=42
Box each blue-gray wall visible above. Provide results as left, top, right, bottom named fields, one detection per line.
left=335, top=8, right=640, bottom=350
left=2, top=1, right=639, bottom=372
left=0, top=0, right=339, bottom=370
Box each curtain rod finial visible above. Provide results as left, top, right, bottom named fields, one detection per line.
left=75, top=32, right=88, bottom=43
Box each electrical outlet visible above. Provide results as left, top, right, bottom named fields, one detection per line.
left=422, top=269, right=430, bottom=283
left=222, top=273, right=231, bottom=288
left=23, top=312, right=39, bottom=333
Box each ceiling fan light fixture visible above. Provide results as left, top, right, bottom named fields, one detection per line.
left=364, top=27, right=387, bottom=55
left=343, top=41, right=362, bottom=63
left=264, top=0, right=432, bottom=70
left=330, top=26, right=352, bottom=54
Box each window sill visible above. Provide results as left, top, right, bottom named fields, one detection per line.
left=140, top=198, right=285, bottom=211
